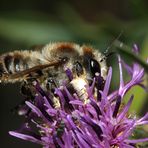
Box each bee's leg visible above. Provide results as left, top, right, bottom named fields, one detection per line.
left=75, top=61, right=84, bottom=77
left=11, top=100, right=30, bottom=116
left=46, top=77, right=58, bottom=93
left=20, top=80, right=35, bottom=100
left=11, top=78, right=36, bottom=116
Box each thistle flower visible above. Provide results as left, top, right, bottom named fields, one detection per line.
left=9, top=45, right=148, bottom=148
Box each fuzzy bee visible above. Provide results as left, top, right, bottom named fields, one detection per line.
left=0, top=42, right=108, bottom=104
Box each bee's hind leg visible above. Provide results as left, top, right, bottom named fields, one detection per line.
left=11, top=78, right=36, bottom=116
left=20, top=79, right=36, bottom=100
left=11, top=99, right=29, bottom=116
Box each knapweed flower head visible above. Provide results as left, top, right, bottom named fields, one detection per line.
left=9, top=45, right=148, bottom=148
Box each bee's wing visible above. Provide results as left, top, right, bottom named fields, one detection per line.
left=9, top=60, right=61, bottom=79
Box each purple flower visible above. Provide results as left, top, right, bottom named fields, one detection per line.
left=9, top=45, right=148, bottom=148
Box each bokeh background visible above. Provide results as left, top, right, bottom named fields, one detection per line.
left=0, top=0, right=148, bottom=147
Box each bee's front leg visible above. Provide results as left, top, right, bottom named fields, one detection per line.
left=46, top=77, right=58, bottom=93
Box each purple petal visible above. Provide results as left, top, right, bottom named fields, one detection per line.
left=62, top=129, right=73, bottom=148
left=118, top=55, right=124, bottom=91
left=90, top=100, right=102, bottom=120
left=87, top=77, right=96, bottom=98
left=81, top=116, right=103, bottom=141
left=74, top=131, right=92, bottom=148
left=95, top=74, right=105, bottom=101
left=125, top=138, right=148, bottom=143
left=63, top=86, right=75, bottom=101
left=112, top=95, right=121, bottom=118
left=136, top=112, right=148, bottom=125
left=65, top=68, right=73, bottom=81
left=9, top=131, right=43, bottom=145
left=25, top=101, right=43, bottom=117
left=121, top=60, right=133, bottom=76
left=25, top=101, right=50, bottom=123
left=103, top=67, right=112, bottom=97
left=69, top=100, right=83, bottom=106
left=117, top=95, right=134, bottom=121
left=101, top=67, right=112, bottom=106
left=132, top=44, right=139, bottom=54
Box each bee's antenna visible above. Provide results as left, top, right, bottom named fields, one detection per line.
left=106, top=30, right=124, bottom=52
left=100, top=51, right=115, bottom=62
left=100, top=31, right=124, bottom=62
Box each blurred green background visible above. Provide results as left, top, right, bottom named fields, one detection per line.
left=0, top=0, right=148, bottom=147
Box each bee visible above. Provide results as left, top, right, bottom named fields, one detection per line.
left=0, top=42, right=108, bottom=105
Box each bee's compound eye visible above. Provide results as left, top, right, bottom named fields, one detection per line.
left=89, top=59, right=101, bottom=76
left=75, top=61, right=83, bottom=76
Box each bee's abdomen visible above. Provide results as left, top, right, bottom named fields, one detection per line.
left=0, top=54, right=28, bottom=76
left=0, top=62, right=5, bottom=77
left=4, top=55, right=14, bottom=74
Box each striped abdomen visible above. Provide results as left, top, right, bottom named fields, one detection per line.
left=0, top=52, right=29, bottom=82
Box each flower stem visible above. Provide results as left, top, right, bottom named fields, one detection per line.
left=113, top=40, right=148, bottom=72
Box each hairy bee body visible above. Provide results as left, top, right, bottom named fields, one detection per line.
left=0, top=50, right=40, bottom=82
left=0, top=42, right=107, bottom=101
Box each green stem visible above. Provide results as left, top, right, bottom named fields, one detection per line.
left=113, top=40, right=148, bottom=72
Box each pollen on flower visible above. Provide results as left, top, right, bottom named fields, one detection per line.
left=9, top=44, right=148, bottom=148
left=53, top=96, right=61, bottom=109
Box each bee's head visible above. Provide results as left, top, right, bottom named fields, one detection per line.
left=72, top=46, right=108, bottom=82
left=55, top=43, right=108, bottom=83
